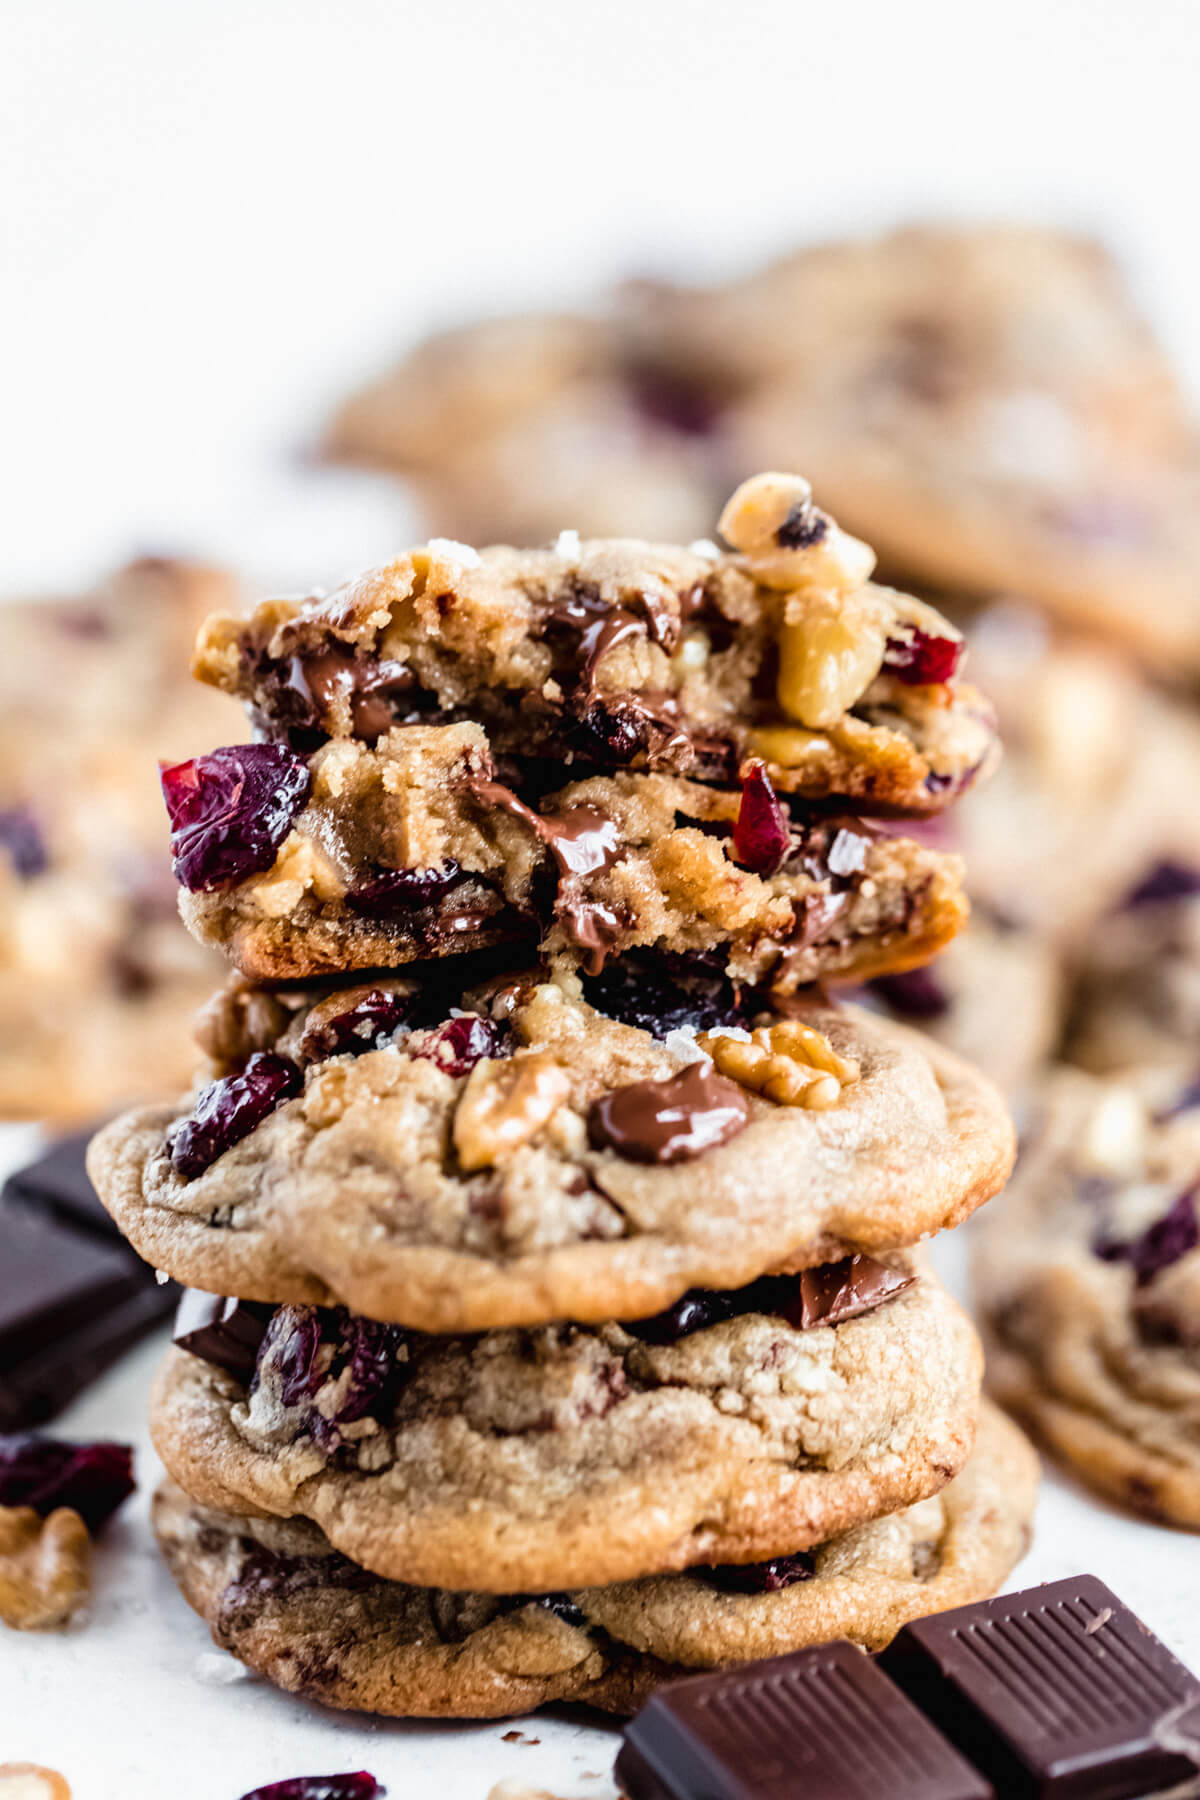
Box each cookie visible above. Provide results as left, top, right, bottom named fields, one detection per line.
left=151, top=1252, right=980, bottom=1591
left=847, top=907, right=1063, bottom=1097
left=89, top=979, right=1015, bottom=1332
left=151, top=1400, right=1036, bottom=1719
left=953, top=604, right=1200, bottom=942
left=167, top=721, right=966, bottom=987
left=328, top=228, right=1200, bottom=672
left=975, top=1065, right=1200, bottom=1527
left=1064, top=864, right=1200, bottom=1078
left=192, top=474, right=998, bottom=816
left=0, top=558, right=238, bottom=1121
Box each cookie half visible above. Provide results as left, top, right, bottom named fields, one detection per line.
left=89, top=983, right=1015, bottom=1332
left=169, top=729, right=966, bottom=986
left=976, top=1065, right=1200, bottom=1527
left=192, top=477, right=997, bottom=816
left=151, top=1253, right=980, bottom=1591
left=151, top=1400, right=1036, bottom=1719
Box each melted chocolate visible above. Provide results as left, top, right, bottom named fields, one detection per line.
left=468, top=778, right=624, bottom=966
left=249, top=640, right=418, bottom=744
left=588, top=1062, right=750, bottom=1164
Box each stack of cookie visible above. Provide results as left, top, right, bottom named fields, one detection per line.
left=91, top=472, right=1037, bottom=1718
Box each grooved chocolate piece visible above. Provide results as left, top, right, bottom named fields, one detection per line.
left=173, top=1292, right=275, bottom=1378
left=0, top=1136, right=178, bottom=1428
left=880, top=1576, right=1200, bottom=1799
left=616, top=1642, right=991, bottom=1800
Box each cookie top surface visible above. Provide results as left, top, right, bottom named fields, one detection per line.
left=151, top=1253, right=980, bottom=1590
left=89, top=982, right=1014, bottom=1332
left=975, top=1064, right=1200, bottom=1526
left=152, top=1399, right=1037, bottom=1719
left=328, top=226, right=1200, bottom=671
left=167, top=722, right=966, bottom=988
left=192, top=474, right=997, bottom=817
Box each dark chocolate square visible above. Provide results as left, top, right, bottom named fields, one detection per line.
left=616, top=1640, right=992, bottom=1800
left=880, top=1575, right=1200, bottom=1800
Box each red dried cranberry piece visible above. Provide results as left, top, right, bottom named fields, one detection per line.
left=300, top=989, right=413, bottom=1062
left=0, top=807, right=48, bottom=879
left=166, top=1053, right=302, bottom=1179
left=1095, top=1190, right=1198, bottom=1286
left=348, top=861, right=465, bottom=916
left=410, top=1014, right=504, bottom=1077
left=1124, top=861, right=1200, bottom=908
left=161, top=744, right=311, bottom=891
left=883, top=628, right=964, bottom=686
left=0, top=1434, right=134, bottom=1530
left=732, top=762, right=790, bottom=876
left=700, top=1551, right=816, bottom=1594
left=237, top=1778, right=383, bottom=1800
left=250, top=1307, right=406, bottom=1449
left=870, top=966, right=951, bottom=1020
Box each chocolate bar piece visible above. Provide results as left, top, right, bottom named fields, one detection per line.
left=615, top=1641, right=991, bottom=1800
left=880, top=1575, right=1200, bottom=1799
left=3, top=1128, right=116, bottom=1240
left=173, top=1291, right=273, bottom=1378
left=0, top=1133, right=177, bottom=1429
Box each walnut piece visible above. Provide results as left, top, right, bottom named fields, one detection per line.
left=453, top=1052, right=572, bottom=1172
left=698, top=1021, right=862, bottom=1109
left=718, top=471, right=876, bottom=595
left=0, top=1506, right=90, bottom=1630
left=0, top=1766, right=73, bottom=1798
left=776, top=586, right=889, bottom=730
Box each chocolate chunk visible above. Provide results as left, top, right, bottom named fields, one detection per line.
left=588, top=1063, right=749, bottom=1164
left=624, top=1256, right=913, bottom=1344
left=173, top=1292, right=275, bottom=1378
left=616, top=1641, right=990, bottom=1800
left=1094, top=1190, right=1199, bottom=1286
left=790, top=1255, right=915, bottom=1329
left=1123, top=860, right=1200, bottom=908
left=880, top=1575, right=1200, bottom=1800
left=0, top=1199, right=175, bottom=1430
left=3, top=1130, right=117, bottom=1241
left=699, top=1551, right=816, bottom=1594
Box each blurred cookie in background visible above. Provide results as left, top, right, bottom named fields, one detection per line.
left=0, top=558, right=240, bottom=1121
left=1065, top=862, right=1200, bottom=1080
left=327, top=225, right=1200, bottom=673
left=847, top=909, right=1063, bottom=1101
left=952, top=603, right=1200, bottom=942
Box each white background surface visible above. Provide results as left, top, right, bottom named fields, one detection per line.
left=3, top=3, right=1200, bottom=1793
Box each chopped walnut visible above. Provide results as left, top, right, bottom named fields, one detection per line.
left=776, top=586, right=890, bottom=730
left=0, top=1506, right=90, bottom=1630
left=0, top=1766, right=73, bottom=1799
left=453, top=1052, right=572, bottom=1172
left=718, top=471, right=876, bottom=595
left=698, top=1021, right=861, bottom=1109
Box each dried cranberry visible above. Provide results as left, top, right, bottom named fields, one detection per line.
left=1096, top=1191, right=1198, bottom=1286
left=883, top=628, right=964, bottom=686
left=300, top=989, right=413, bottom=1062
left=775, top=502, right=829, bottom=550
left=166, top=1053, right=302, bottom=1179
left=0, top=807, right=48, bottom=879
left=250, top=1306, right=406, bottom=1448
left=348, top=861, right=466, bottom=916
left=409, top=1014, right=505, bottom=1077
left=732, top=762, right=790, bottom=876
left=700, top=1552, right=816, bottom=1594
left=161, top=744, right=311, bottom=891
left=583, top=950, right=746, bottom=1038
left=1123, top=861, right=1200, bottom=908
left=623, top=358, right=725, bottom=437
left=870, top=966, right=951, bottom=1020
left=237, top=1777, right=383, bottom=1800
left=0, top=1434, right=134, bottom=1530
